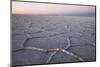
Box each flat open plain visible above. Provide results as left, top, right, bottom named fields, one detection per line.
left=11, top=15, right=96, bottom=66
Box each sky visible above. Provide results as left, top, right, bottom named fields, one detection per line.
left=12, top=1, right=96, bottom=16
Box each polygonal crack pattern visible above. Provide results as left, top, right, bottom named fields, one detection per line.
left=11, top=15, right=96, bottom=66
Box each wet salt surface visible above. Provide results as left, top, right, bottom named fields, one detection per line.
left=11, top=15, right=96, bottom=66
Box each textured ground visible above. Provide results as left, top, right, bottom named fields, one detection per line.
left=11, top=15, right=96, bottom=66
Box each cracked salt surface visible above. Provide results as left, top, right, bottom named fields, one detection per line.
left=11, top=15, right=96, bottom=66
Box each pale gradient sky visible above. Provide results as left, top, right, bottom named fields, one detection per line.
left=12, top=1, right=95, bottom=16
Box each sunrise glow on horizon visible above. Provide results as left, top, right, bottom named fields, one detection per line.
left=12, top=1, right=95, bottom=16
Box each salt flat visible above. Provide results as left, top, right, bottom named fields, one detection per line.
left=11, top=15, right=96, bottom=66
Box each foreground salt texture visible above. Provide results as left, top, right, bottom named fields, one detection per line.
left=11, top=15, right=96, bottom=66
